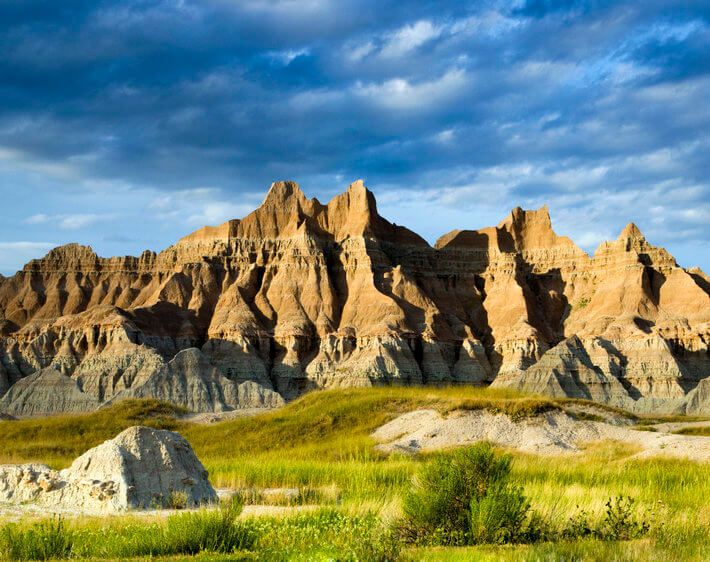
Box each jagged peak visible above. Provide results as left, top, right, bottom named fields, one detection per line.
left=347, top=178, right=367, bottom=193
left=319, top=179, right=378, bottom=238
left=498, top=205, right=551, bottom=231
left=497, top=205, right=581, bottom=252
left=618, top=222, right=644, bottom=240
left=262, top=180, right=308, bottom=206
left=331, top=179, right=377, bottom=212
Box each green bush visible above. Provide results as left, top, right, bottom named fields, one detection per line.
left=469, top=482, right=531, bottom=544
left=401, top=442, right=530, bottom=545
left=1, top=518, right=74, bottom=561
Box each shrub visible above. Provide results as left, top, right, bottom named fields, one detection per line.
left=168, top=490, right=190, bottom=509
left=598, top=496, right=650, bottom=541
left=562, top=496, right=650, bottom=541
left=562, top=507, right=595, bottom=540
left=401, top=442, right=527, bottom=545
left=1, top=518, right=73, bottom=561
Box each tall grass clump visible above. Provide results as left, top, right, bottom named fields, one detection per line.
left=0, top=518, right=73, bottom=561
left=71, top=498, right=255, bottom=559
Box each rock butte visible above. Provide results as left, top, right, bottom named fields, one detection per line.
left=0, top=180, right=708, bottom=416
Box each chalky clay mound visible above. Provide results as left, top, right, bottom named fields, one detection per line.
left=0, top=426, right=217, bottom=513
left=373, top=408, right=710, bottom=461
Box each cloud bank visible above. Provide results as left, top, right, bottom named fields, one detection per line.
left=0, top=0, right=708, bottom=273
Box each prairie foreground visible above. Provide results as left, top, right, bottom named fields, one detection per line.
left=0, top=389, right=708, bottom=561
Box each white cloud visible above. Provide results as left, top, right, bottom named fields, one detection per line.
left=380, top=20, right=441, bottom=58
left=434, top=129, right=455, bottom=143
left=0, top=145, right=79, bottom=180
left=354, top=68, right=468, bottom=110
left=24, top=214, right=50, bottom=225
left=346, top=41, right=375, bottom=62
left=267, top=47, right=310, bottom=65
left=450, top=11, right=524, bottom=38
left=147, top=187, right=259, bottom=227
left=23, top=213, right=113, bottom=230
left=289, top=88, right=344, bottom=111
left=58, top=214, right=107, bottom=229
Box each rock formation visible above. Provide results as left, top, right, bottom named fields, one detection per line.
left=0, top=180, right=707, bottom=414
left=0, top=426, right=217, bottom=512
left=0, top=368, right=100, bottom=417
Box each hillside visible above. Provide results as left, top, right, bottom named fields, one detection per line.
left=0, top=180, right=708, bottom=416
left=0, top=394, right=708, bottom=560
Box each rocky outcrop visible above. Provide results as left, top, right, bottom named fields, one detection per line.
left=0, top=426, right=217, bottom=512
left=108, top=348, right=284, bottom=411
left=0, top=180, right=707, bottom=415
left=492, top=336, right=632, bottom=408
left=677, top=378, right=710, bottom=415
left=0, top=368, right=99, bottom=417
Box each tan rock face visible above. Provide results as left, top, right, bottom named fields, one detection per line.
left=0, top=180, right=708, bottom=414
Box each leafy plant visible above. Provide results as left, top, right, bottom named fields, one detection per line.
left=562, top=496, right=650, bottom=541
left=562, top=507, right=595, bottom=539
left=599, top=496, right=650, bottom=541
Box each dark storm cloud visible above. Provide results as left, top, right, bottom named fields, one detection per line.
left=0, top=0, right=708, bottom=273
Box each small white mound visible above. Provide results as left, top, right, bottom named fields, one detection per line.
left=0, top=426, right=217, bottom=514
left=372, top=409, right=710, bottom=461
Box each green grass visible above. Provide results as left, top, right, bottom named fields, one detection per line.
left=672, top=426, right=710, bottom=436
left=0, top=508, right=399, bottom=561
left=0, top=400, right=186, bottom=466
left=633, top=414, right=710, bottom=426
left=403, top=536, right=709, bottom=562
left=0, top=389, right=708, bottom=560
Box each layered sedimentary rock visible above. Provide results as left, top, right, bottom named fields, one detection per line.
left=0, top=180, right=708, bottom=415
left=0, top=368, right=100, bottom=417
left=107, top=348, right=284, bottom=411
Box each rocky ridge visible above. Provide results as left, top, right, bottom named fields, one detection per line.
left=0, top=180, right=707, bottom=415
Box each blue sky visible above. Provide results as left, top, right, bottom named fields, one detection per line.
left=0, top=0, right=708, bottom=274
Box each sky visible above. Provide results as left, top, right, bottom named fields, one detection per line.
left=0, top=0, right=708, bottom=274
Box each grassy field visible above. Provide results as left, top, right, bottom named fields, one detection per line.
left=0, top=388, right=708, bottom=560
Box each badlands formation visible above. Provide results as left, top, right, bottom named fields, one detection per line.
left=0, top=180, right=708, bottom=416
